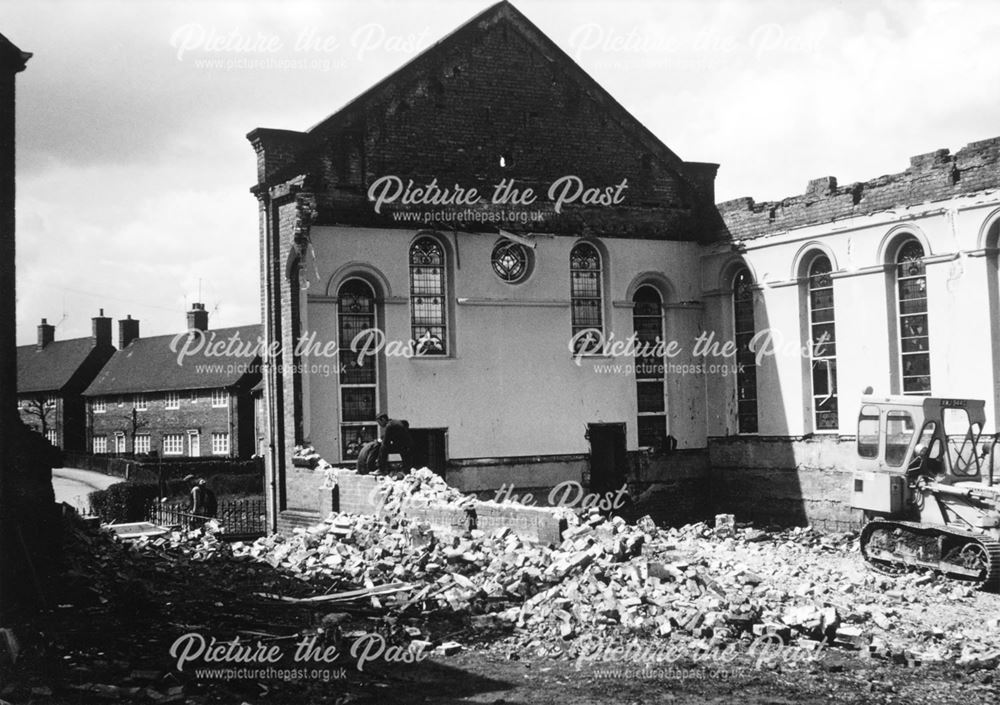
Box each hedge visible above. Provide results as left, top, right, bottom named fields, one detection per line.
left=88, top=482, right=161, bottom=524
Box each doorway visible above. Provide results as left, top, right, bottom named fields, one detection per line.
left=587, top=423, right=626, bottom=494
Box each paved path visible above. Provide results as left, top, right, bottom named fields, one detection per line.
left=52, top=467, right=120, bottom=512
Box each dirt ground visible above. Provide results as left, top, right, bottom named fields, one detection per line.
left=2, top=515, right=999, bottom=705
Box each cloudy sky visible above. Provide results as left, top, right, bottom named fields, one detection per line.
left=6, top=0, right=1000, bottom=345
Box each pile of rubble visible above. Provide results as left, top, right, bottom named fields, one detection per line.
left=129, top=467, right=1000, bottom=669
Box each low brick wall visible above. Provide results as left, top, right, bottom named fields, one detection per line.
left=707, top=435, right=865, bottom=531
left=285, top=467, right=568, bottom=543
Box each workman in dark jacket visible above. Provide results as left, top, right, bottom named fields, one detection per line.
left=376, top=413, right=412, bottom=474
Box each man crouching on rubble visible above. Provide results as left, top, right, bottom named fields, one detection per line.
left=375, top=412, right=412, bottom=475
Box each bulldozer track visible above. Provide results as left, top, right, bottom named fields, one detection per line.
left=860, top=520, right=1000, bottom=592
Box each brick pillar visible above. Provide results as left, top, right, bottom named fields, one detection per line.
left=0, top=35, right=29, bottom=484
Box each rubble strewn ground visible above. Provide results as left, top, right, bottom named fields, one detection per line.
left=2, top=468, right=999, bottom=704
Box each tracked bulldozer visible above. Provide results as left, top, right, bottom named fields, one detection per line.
left=851, top=394, right=1000, bottom=590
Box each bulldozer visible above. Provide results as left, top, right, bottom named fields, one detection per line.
left=851, top=394, right=1000, bottom=590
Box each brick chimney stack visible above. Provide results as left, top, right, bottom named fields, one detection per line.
left=118, top=314, right=139, bottom=349
left=187, top=302, right=208, bottom=332
left=91, top=308, right=112, bottom=348
left=36, top=318, right=53, bottom=349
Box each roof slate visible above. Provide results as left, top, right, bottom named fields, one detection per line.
left=84, top=325, right=262, bottom=396
left=17, top=338, right=104, bottom=394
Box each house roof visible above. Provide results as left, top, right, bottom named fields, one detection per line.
left=17, top=338, right=102, bottom=394
left=84, top=324, right=262, bottom=396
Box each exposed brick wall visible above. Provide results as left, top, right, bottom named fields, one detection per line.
left=719, top=137, right=1000, bottom=241
left=248, top=4, right=720, bottom=242
left=88, top=389, right=255, bottom=458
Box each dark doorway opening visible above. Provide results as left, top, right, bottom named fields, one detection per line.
left=587, top=422, right=626, bottom=494
left=409, top=428, right=448, bottom=476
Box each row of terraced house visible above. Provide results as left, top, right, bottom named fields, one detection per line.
left=15, top=303, right=263, bottom=459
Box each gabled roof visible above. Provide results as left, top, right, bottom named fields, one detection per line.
left=17, top=338, right=103, bottom=394
left=301, top=1, right=685, bottom=170
left=84, top=325, right=262, bottom=396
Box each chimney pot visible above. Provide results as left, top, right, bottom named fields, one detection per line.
left=187, top=302, right=209, bottom=332
left=118, top=315, right=140, bottom=349
left=37, top=318, right=54, bottom=349
left=92, top=310, right=112, bottom=348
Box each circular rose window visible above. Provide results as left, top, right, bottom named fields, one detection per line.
left=491, top=239, right=531, bottom=283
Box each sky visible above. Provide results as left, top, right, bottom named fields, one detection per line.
left=6, top=0, right=1000, bottom=345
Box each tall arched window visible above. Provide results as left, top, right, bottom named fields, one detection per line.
left=338, top=279, right=379, bottom=460
left=633, top=286, right=666, bottom=450
left=570, top=242, right=603, bottom=352
left=807, top=256, right=838, bottom=429
left=733, top=268, right=758, bottom=433
left=896, top=240, right=931, bottom=394
left=409, top=237, right=447, bottom=355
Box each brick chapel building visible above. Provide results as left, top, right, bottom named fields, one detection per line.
left=250, top=1, right=1000, bottom=532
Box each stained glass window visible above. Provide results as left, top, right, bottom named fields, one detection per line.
left=896, top=241, right=930, bottom=395
left=409, top=237, right=447, bottom=355
left=338, top=279, right=379, bottom=460
left=492, top=239, right=529, bottom=282
left=571, top=242, right=603, bottom=353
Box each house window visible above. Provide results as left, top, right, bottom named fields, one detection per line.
left=211, top=389, right=228, bottom=408
left=409, top=237, right=447, bottom=355
left=134, top=394, right=147, bottom=411
left=163, top=433, right=184, bottom=455
left=633, top=286, right=667, bottom=451
left=92, top=398, right=106, bottom=414
left=114, top=433, right=126, bottom=454
left=338, top=278, right=379, bottom=460
left=570, top=242, right=604, bottom=353
left=165, top=392, right=180, bottom=410
left=807, top=256, right=838, bottom=430
left=733, top=268, right=758, bottom=433
left=896, top=241, right=931, bottom=394
left=45, top=429, right=58, bottom=447
left=211, top=432, right=230, bottom=455
left=491, top=239, right=530, bottom=283
left=92, top=436, right=107, bottom=454
left=190, top=390, right=199, bottom=403
left=134, top=433, right=151, bottom=454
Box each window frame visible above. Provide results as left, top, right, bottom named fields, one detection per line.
left=733, top=268, right=759, bottom=434
left=134, top=433, right=151, bottom=454
left=570, top=241, right=605, bottom=354
left=134, top=394, right=147, bottom=411
left=895, top=240, right=931, bottom=395
left=92, top=435, right=107, bottom=454
left=165, top=391, right=181, bottom=410
left=92, top=397, right=106, bottom=414
left=162, top=433, right=184, bottom=456
left=211, top=431, right=230, bottom=456
left=408, top=236, right=449, bottom=356
left=338, top=277, right=380, bottom=461
left=632, top=285, right=667, bottom=451
left=806, top=255, right=839, bottom=431
left=210, top=389, right=228, bottom=408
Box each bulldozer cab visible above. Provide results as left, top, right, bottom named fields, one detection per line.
left=856, top=395, right=989, bottom=479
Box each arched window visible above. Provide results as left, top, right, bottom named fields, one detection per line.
left=338, top=279, right=379, bottom=460
left=633, top=286, right=666, bottom=450
left=807, top=256, right=838, bottom=430
left=570, top=242, right=603, bottom=352
left=409, top=237, right=447, bottom=355
left=896, top=240, right=931, bottom=394
left=733, top=268, right=758, bottom=433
